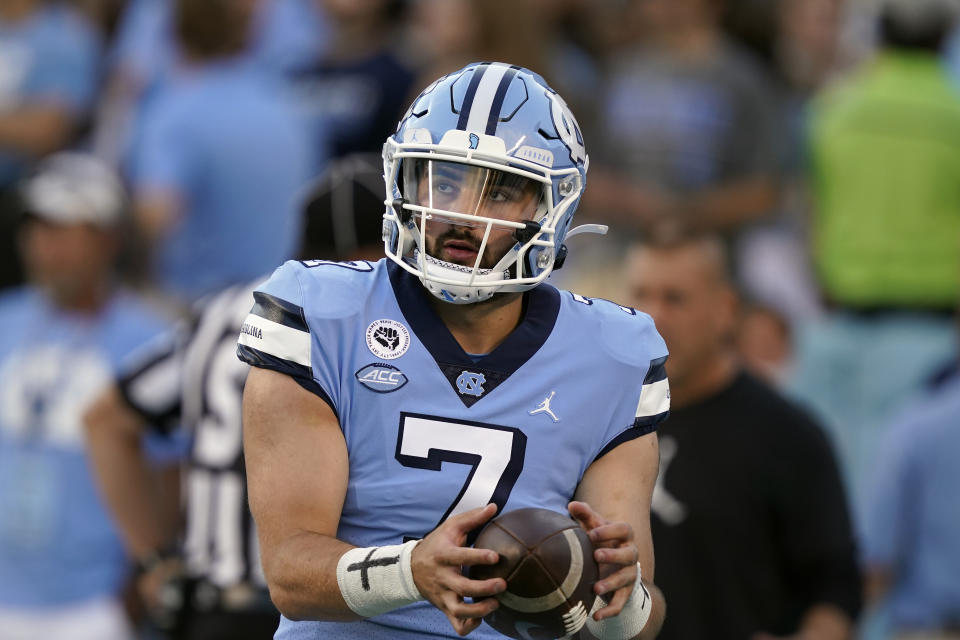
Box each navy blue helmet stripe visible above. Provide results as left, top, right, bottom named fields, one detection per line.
left=456, top=63, right=489, bottom=130
left=485, top=66, right=520, bottom=135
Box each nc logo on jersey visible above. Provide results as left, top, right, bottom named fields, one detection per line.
left=365, top=319, right=411, bottom=360
left=355, top=363, right=408, bottom=393
left=456, top=371, right=486, bottom=397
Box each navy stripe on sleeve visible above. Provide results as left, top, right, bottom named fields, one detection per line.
left=250, top=291, right=309, bottom=333
left=643, top=355, right=668, bottom=384
left=237, top=344, right=336, bottom=417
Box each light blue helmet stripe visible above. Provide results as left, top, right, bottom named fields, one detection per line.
left=463, top=63, right=511, bottom=134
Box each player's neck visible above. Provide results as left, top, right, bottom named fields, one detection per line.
left=430, top=292, right=525, bottom=356
left=669, top=351, right=738, bottom=409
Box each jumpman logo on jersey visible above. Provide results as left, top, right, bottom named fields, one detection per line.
left=529, top=391, right=559, bottom=422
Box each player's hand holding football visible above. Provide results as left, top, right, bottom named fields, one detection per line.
left=568, top=500, right=640, bottom=622
left=411, top=503, right=507, bottom=636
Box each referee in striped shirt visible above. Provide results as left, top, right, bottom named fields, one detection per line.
left=84, top=154, right=386, bottom=639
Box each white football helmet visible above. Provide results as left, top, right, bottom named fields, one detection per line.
left=382, top=62, right=603, bottom=304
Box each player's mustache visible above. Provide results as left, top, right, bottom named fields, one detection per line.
left=436, top=229, right=482, bottom=252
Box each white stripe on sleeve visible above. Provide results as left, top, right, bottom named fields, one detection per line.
left=238, top=313, right=311, bottom=368
left=635, top=377, right=670, bottom=418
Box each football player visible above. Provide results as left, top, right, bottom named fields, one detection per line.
left=239, top=62, right=670, bottom=639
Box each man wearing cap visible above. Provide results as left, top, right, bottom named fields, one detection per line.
left=0, top=0, right=102, bottom=291
left=0, top=153, right=172, bottom=639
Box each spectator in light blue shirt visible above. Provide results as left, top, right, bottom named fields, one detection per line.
left=862, top=364, right=960, bottom=638
left=0, top=153, right=171, bottom=640
left=94, top=0, right=328, bottom=167
left=110, top=0, right=327, bottom=85
left=129, top=0, right=314, bottom=303
left=0, top=0, right=102, bottom=290
left=0, top=0, right=101, bottom=186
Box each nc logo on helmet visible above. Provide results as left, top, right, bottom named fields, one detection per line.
left=468, top=133, right=480, bottom=150
left=547, top=90, right=586, bottom=166
left=456, top=371, right=486, bottom=397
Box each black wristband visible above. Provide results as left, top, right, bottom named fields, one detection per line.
left=134, top=545, right=179, bottom=577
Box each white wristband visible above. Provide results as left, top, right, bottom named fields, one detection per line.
left=336, top=540, right=423, bottom=617
left=584, top=564, right=653, bottom=640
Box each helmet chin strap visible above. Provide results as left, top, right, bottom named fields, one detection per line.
left=414, top=250, right=510, bottom=305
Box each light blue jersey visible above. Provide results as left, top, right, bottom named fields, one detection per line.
left=237, top=260, right=670, bottom=639
left=862, top=373, right=960, bottom=631
left=110, top=0, right=327, bottom=86
left=130, top=60, right=312, bottom=301
left=0, top=5, right=101, bottom=185
left=0, top=288, right=169, bottom=607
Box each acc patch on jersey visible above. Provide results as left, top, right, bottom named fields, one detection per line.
left=356, top=363, right=408, bottom=393
left=365, top=319, right=411, bottom=360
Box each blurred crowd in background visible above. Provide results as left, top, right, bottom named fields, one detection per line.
left=0, top=0, right=958, bottom=639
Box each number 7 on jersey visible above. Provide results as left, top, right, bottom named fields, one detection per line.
left=395, top=412, right=527, bottom=534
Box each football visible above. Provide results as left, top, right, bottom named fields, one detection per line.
left=470, top=507, right=598, bottom=640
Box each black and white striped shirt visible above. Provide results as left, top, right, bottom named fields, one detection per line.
left=118, top=279, right=266, bottom=589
